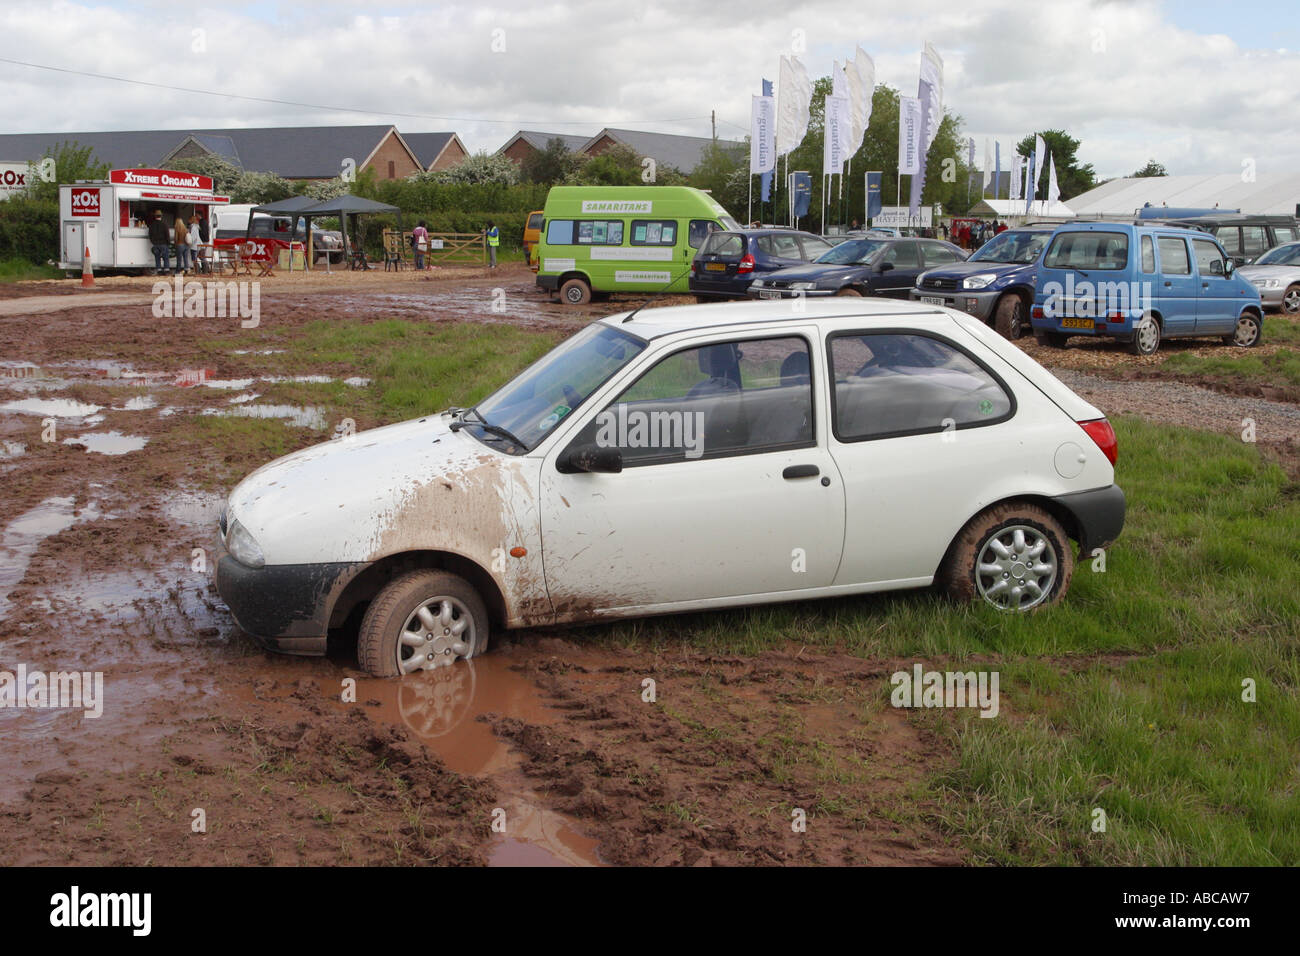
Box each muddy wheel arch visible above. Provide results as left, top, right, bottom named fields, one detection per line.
left=329, top=550, right=511, bottom=635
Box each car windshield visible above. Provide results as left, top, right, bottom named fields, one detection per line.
left=815, top=238, right=887, bottom=265
left=969, top=231, right=1049, bottom=265
left=469, top=323, right=646, bottom=453
left=1255, top=243, right=1300, bottom=266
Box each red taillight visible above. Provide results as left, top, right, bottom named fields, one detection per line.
left=1032, top=305, right=1045, bottom=319
left=737, top=253, right=755, bottom=274
left=1078, top=418, right=1118, bottom=465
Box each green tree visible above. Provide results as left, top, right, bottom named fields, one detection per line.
left=521, top=137, right=581, bottom=185
left=1132, top=159, right=1168, bottom=178
left=566, top=144, right=644, bottom=186
left=415, top=152, right=520, bottom=186
left=24, top=141, right=110, bottom=203
left=168, top=154, right=242, bottom=195
left=1014, top=130, right=1097, bottom=200
left=688, top=140, right=748, bottom=215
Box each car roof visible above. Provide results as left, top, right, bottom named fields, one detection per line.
left=600, top=296, right=952, bottom=340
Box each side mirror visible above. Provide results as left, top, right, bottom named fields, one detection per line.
left=1224, top=259, right=1235, bottom=276
left=560, top=443, right=622, bottom=474
left=877, top=261, right=894, bottom=273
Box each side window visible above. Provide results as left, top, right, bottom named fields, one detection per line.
left=566, top=336, right=814, bottom=466
left=546, top=219, right=573, bottom=244
left=688, top=219, right=717, bottom=248
left=881, top=242, right=920, bottom=268
left=630, top=220, right=678, bottom=246
left=1141, top=235, right=1156, bottom=273
left=1241, top=225, right=1268, bottom=259
left=1192, top=238, right=1227, bottom=277
left=828, top=333, right=1012, bottom=441
left=798, top=236, right=834, bottom=260
left=923, top=242, right=962, bottom=265
left=1157, top=237, right=1191, bottom=275
left=1274, top=227, right=1298, bottom=245
left=758, top=234, right=802, bottom=258
left=576, top=220, right=624, bottom=245
left=1213, top=226, right=1241, bottom=258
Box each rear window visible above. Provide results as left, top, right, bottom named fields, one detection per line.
left=1157, top=236, right=1190, bottom=275
left=527, top=213, right=544, bottom=230
left=1044, top=231, right=1129, bottom=271
left=702, top=232, right=744, bottom=257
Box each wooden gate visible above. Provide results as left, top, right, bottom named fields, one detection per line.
left=383, top=230, right=486, bottom=266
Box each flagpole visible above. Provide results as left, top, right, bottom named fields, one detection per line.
left=747, top=176, right=752, bottom=227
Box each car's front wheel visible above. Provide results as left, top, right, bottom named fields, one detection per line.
left=1282, top=284, right=1300, bottom=315
left=835, top=286, right=863, bottom=296
left=939, top=502, right=1074, bottom=612
left=1223, top=312, right=1262, bottom=347
left=994, top=294, right=1027, bottom=339
left=357, top=570, right=490, bottom=677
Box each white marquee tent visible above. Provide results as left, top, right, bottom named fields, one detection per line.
left=969, top=198, right=1073, bottom=220
left=1067, top=173, right=1300, bottom=218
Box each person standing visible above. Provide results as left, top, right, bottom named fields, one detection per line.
left=174, top=213, right=190, bottom=274
left=412, top=220, right=429, bottom=270
left=485, top=220, right=499, bottom=269
left=187, top=214, right=204, bottom=274
left=148, top=210, right=171, bottom=275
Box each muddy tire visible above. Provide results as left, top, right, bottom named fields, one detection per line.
left=938, top=502, right=1074, bottom=612
left=994, top=293, right=1027, bottom=339
left=559, top=277, right=592, bottom=305
left=357, top=570, right=490, bottom=677
left=1282, top=284, right=1300, bottom=316
left=1223, top=312, right=1262, bottom=347
left=835, top=286, right=863, bottom=296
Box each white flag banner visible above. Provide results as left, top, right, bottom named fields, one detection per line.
left=750, top=95, right=775, bottom=174
left=831, top=58, right=847, bottom=99
left=844, top=62, right=866, bottom=158
left=919, top=42, right=944, bottom=144
left=1009, top=153, right=1023, bottom=201
left=983, top=138, right=993, bottom=191
left=1034, top=134, right=1046, bottom=193
left=897, top=95, right=922, bottom=175
left=776, top=55, right=812, bottom=156
left=853, top=48, right=876, bottom=139
left=1047, top=152, right=1060, bottom=204
left=824, top=94, right=850, bottom=175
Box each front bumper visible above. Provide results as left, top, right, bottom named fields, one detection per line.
left=214, top=533, right=367, bottom=656
left=1051, top=484, right=1126, bottom=554
left=1253, top=287, right=1284, bottom=309
left=746, top=286, right=836, bottom=299
left=909, top=287, right=1000, bottom=320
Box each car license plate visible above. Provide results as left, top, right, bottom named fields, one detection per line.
left=919, top=296, right=945, bottom=306
left=704, top=262, right=727, bottom=271
left=758, top=290, right=782, bottom=300
left=1061, top=317, right=1094, bottom=329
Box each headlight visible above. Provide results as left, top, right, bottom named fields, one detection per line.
left=789, top=281, right=816, bottom=290
left=962, top=273, right=998, bottom=290
left=750, top=279, right=766, bottom=288
left=1263, top=278, right=1281, bottom=289
left=226, top=518, right=265, bottom=569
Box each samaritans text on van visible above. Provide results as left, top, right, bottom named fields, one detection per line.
left=534, top=186, right=740, bottom=304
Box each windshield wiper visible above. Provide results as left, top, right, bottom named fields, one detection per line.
left=449, top=406, right=528, bottom=450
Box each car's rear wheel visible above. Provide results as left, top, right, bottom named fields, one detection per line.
left=1223, top=312, right=1262, bottom=347
left=560, top=277, right=592, bottom=305
left=939, top=502, right=1073, bottom=612
left=835, top=287, right=863, bottom=296
left=1282, top=284, right=1300, bottom=315
left=994, top=294, right=1027, bottom=339
left=1128, top=313, right=1161, bottom=355
left=1035, top=331, right=1070, bottom=349
left=357, top=570, right=490, bottom=677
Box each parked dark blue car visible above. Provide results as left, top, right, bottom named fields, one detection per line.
left=690, top=228, right=834, bottom=300
left=747, top=237, right=966, bottom=300
left=910, top=226, right=1054, bottom=339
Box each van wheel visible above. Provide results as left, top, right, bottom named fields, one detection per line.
left=835, top=287, right=863, bottom=296
left=1129, top=314, right=1161, bottom=355
left=560, top=278, right=592, bottom=305
left=1035, top=332, right=1070, bottom=349
left=1282, top=285, right=1300, bottom=315
left=939, top=502, right=1074, bottom=612
left=357, top=570, right=490, bottom=677
left=1224, top=312, right=1262, bottom=347
left=994, top=294, right=1027, bottom=339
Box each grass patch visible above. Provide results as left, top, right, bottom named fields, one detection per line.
left=1161, top=316, right=1300, bottom=389
left=0, top=257, right=61, bottom=282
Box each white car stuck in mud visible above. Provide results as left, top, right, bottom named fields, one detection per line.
left=215, top=298, right=1125, bottom=677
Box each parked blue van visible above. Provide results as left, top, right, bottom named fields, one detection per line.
left=1030, top=222, right=1263, bottom=355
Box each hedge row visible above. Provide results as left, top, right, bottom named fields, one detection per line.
left=0, top=198, right=59, bottom=264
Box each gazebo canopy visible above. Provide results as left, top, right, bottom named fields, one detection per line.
left=249, top=195, right=319, bottom=216
left=298, top=194, right=400, bottom=216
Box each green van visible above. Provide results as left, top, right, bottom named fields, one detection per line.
left=534, top=186, right=740, bottom=304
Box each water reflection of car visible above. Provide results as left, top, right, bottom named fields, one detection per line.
left=1236, top=241, right=1300, bottom=314
left=911, top=226, right=1054, bottom=339
left=748, top=237, right=966, bottom=299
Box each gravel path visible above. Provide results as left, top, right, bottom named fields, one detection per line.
left=1049, top=367, right=1300, bottom=445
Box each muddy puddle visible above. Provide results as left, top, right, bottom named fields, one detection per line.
left=0, top=496, right=101, bottom=619
left=62, top=431, right=149, bottom=455
left=232, top=656, right=604, bottom=866
left=202, top=404, right=328, bottom=429
left=0, top=397, right=102, bottom=420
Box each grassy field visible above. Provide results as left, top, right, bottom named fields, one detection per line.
left=0, top=257, right=62, bottom=282
left=195, top=317, right=1299, bottom=865
left=1162, top=315, right=1300, bottom=391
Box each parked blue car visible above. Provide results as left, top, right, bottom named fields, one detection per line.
left=910, top=226, right=1054, bottom=339
left=1030, top=222, right=1263, bottom=355
left=689, top=228, right=834, bottom=300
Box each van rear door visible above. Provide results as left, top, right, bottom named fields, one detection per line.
left=1155, top=235, right=1197, bottom=335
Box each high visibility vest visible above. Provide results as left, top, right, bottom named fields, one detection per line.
left=486, top=227, right=499, bottom=247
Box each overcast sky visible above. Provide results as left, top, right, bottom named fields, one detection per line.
left=0, top=0, right=1295, bottom=180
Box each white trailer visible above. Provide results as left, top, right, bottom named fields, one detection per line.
left=58, top=168, right=229, bottom=273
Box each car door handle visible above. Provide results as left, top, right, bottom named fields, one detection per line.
left=1164, top=281, right=1172, bottom=287
left=1202, top=282, right=1210, bottom=288
left=783, top=464, right=819, bottom=479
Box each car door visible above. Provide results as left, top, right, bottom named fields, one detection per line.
left=539, top=331, right=845, bottom=616
left=1155, top=235, right=1197, bottom=336
left=1191, top=236, right=1237, bottom=334
left=873, top=241, right=924, bottom=297
left=758, top=233, right=809, bottom=273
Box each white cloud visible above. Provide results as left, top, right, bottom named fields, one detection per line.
left=0, top=0, right=1295, bottom=178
